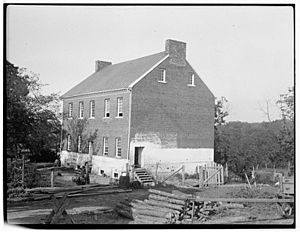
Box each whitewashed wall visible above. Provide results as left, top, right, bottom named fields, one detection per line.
left=91, top=155, right=128, bottom=178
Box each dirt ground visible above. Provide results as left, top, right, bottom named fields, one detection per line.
left=6, top=183, right=294, bottom=225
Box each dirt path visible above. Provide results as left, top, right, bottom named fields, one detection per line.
left=6, top=185, right=294, bottom=225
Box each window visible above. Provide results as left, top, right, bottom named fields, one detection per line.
left=77, top=136, right=82, bottom=152
left=88, top=141, right=93, bottom=155
left=188, top=73, right=195, bottom=86
left=115, top=138, right=121, bottom=157
left=116, top=97, right=123, bottom=117
left=89, top=100, right=95, bottom=118
left=79, top=101, right=84, bottom=118
left=103, top=137, right=108, bottom=156
left=67, top=135, right=71, bottom=151
left=68, top=103, right=73, bottom=118
left=158, top=69, right=166, bottom=83
left=104, top=99, right=110, bottom=118
left=113, top=172, right=119, bottom=179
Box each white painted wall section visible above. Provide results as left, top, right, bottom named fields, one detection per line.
left=92, top=155, right=128, bottom=177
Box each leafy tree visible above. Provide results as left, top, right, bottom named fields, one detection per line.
left=62, top=118, right=98, bottom=155
left=214, top=97, right=229, bottom=165
left=6, top=61, right=61, bottom=162
left=276, top=87, right=294, bottom=167
left=6, top=61, right=32, bottom=157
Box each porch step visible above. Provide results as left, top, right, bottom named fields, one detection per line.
left=133, top=168, right=155, bottom=187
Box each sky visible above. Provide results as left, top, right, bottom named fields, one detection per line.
left=6, top=5, right=294, bottom=122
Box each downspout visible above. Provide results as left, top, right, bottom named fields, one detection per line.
left=127, top=87, right=132, bottom=166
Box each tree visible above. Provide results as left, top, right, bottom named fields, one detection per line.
left=6, top=61, right=32, bottom=157
left=276, top=87, right=295, bottom=167
left=214, top=97, right=229, bottom=165
left=62, top=118, right=98, bottom=155
left=6, top=61, right=62, bottom=162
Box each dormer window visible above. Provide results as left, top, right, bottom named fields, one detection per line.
left=158, top=69, right=166, bottom=83
left=188, top=73, right=195, bottom=86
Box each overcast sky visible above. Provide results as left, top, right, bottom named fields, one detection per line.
left=6, top=5, right=294, bottom=122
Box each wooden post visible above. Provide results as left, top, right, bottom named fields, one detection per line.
left=225, top=162, right=228, bottom=178
left=85, top=162, right=89, bottom=184
left=181, top=165, right=185, bottom=185
left=244, top=173, right=251, bottom=189
left=198, top=165, right=201, bottom=188
left=51, top=168, right=54, bottom=188
left=155, top=162, right=159, bottom=185
left=21, top=153, right=25, bottom=187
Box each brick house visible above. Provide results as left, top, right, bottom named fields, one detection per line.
left=60, top=39, right=215, bottom=180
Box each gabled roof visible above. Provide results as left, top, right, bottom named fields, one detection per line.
left=61, top=51, right=168, bottom=99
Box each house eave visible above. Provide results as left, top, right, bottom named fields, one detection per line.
left=60, top=88, right=129, bottom=100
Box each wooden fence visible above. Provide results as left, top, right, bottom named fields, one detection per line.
left=197, top=162, right=224, bottom=187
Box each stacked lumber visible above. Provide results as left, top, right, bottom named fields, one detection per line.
left=115, top=189, right=245, bottom=224
left=115, top=189, right=190, bottom=224
left=15, top=185, right=132, bottom=202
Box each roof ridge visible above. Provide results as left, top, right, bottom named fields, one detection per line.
left=61, top=51, right=168, bottom=99
left=104, top=51, right=166, bottom=69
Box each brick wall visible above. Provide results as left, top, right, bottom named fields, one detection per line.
left=62, top=90, right=130, bottom=160
left=130, top=57, right=215, bottom=149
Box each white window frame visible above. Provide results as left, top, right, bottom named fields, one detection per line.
left=67, top=135, right=71, bottom=151
left=116, top=97, right=123, bottom=118
left=115, top=137, right=122, bottom=157
left=188, top=73, right=195, bottom=87
left=103, top=137, right=108, bottom=156
left=68, top=103, right=73, bottom=118
left=77, top=135, right=82, bottom=152
left=89, top=100, right=95, bottom=118
left=79, top=101, right=84, bottom=119
left=104, top=99, right=110, bottom=118
left=158, top=69, right=166, bottom=83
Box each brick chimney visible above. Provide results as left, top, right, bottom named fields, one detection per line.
left=95, top=60, right=112, bottom=72
left=165, top=39, right=186, bottom=66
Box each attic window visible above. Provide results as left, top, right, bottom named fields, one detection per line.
left=158, top=69, right=166, bottom=83
left=188, top=73, right=195, bottom=86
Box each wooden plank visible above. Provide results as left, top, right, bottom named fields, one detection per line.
left=194, top=197, right=294, bottom=203
left=26, top=184, right=109, bottom=193
left=161, top=166, right=183, bottom=183
left=245, top=173, right=252, bottom=189
left=148, top=194, right=186, bottom=205
left=148, top=189, right=191, bottom=200
left=64, top=189, right=132, bottom=198
left=144, top=199, right=184, bottom=211
left=201, top=167, right=222, bottom=187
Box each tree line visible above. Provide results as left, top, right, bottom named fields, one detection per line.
left=214, top=87, right=294, bottom=178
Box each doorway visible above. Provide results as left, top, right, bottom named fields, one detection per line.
left=134, top=147, right=144, bottom=168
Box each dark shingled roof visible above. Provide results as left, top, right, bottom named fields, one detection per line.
left=61, top=51, right=168, bottom=98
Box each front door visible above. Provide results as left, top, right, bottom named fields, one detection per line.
left=134, top=147, right=143, bottom=168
